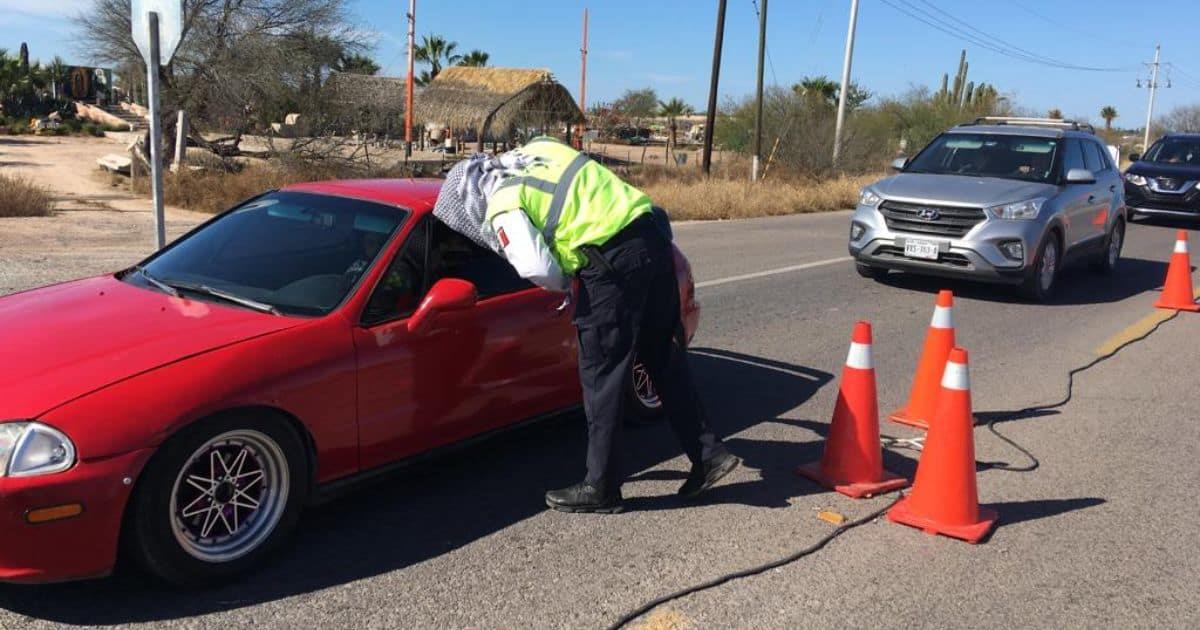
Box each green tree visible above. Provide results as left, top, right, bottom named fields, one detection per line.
left=658, top=97, right=693, bottom=163
left=415, top=35, right=461, bottom=85
left=457, top=50, right=490, bottom=67
left=1100, top=105, right=1118, bottom=130
left=333, top=53, right=380, bottom=75
left=45, top=56, right=70, bottom=100
left=613, top=87, right=658, bottom=129
left=795, top=76, right=839, bottom=107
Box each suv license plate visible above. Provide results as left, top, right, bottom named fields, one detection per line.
left=904, top=239, right=940, bottom=260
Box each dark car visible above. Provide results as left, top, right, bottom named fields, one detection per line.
left=1124, top=133, right=1200, bottom=220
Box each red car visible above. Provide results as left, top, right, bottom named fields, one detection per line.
left=0, top=179, right=699, bottom=585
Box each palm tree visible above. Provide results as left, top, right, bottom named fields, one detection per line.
left=334, top=53, right=380, bottom=75
left=45, top=56, right=70, bottom=100
left=457, top=50, right=489, bottom=67
left=414, top=35, right=461, bottom=85
left=1100, top=105, right=1118, bottom=130
left=794, top=76, right=839, bottom=108
left=658, top=97, right=693, bottom=164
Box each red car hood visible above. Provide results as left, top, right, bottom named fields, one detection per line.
left=0, top=276, right=301, bottom=419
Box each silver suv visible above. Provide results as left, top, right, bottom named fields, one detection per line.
left=850, top=117, right=1126, bottom=300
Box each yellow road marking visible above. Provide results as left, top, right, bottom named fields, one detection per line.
left=1094, top=287, right=1199, bottom=356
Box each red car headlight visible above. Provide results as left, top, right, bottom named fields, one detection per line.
left=0, top=421, right=76, bottom=478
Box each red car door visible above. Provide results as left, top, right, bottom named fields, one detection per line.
left=353, top=218, right=578, bottom=472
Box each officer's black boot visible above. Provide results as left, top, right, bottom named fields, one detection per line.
left=678, top=452, right=741, bottom=498
left=545, top=482, right=623, bottom=514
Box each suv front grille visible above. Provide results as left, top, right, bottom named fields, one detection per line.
left=878, top=200, right=986, bottom=238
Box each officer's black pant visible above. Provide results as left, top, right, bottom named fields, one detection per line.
left=573, top=215, right=726, bottom=492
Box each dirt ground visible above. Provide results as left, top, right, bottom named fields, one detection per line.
left=0, top=135, right=208, bottom=295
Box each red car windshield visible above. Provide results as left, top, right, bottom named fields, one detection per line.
left=130, top=191, right=407, bottom=316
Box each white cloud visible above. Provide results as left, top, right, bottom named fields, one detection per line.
left=646, top=73, right=691, bottom=85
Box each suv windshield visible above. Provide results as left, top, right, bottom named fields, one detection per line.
left=128, top=191, right=407, bottom=316
left=1142, top=137, right=1200, bottom=165
left=906, top=133, right=1061, bottom=183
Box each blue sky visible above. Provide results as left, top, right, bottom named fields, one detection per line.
left=5, top=0, right=1200, bottom=130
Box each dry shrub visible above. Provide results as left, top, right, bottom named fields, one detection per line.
left=137, top=160, right=408, bottom=214
left=629, top=165, right=879, bottom=221
left=0, top=173, right=54, bottom=217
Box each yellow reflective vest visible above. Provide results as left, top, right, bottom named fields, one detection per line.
left=485, top=137, right=652, bottom=274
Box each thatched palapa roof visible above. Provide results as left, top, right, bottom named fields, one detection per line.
left=324, top=73, right=412, bottom=113
left=414, top=66, right=584, bottom=135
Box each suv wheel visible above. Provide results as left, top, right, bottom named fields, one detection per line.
left=1020, top=234, right=1060, bottom=302
left=855, top=263, right=888, bottom=281
left=1090, top=218, right=1125, bottom=275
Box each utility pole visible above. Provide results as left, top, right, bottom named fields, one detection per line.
left=701, top=0, right=728, bottom=176
left=404, top=0, right=416, bottom=159
left=1142, top=44, right=1161, bottom=153
left=751, top=0, right=768, bottom=182
left=832, top=0, right=860, bottom=166
left=579, top=8, right=588, bottom=149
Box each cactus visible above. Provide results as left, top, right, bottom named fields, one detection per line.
left=951, top=50, right=967, bottom=106
left=964, top=82, right=975, bottom=108
left=938, top=73, right=949, bottom=103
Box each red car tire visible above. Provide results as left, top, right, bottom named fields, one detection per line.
left=124, top=412, right=309, bottom=586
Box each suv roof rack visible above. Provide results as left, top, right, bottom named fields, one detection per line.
left=960, top=116, right=1095, bottom=133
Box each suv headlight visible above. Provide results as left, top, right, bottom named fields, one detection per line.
left=0, top=422, right=76, bottom=477
left=1124, top=173, right=1147, bottom=186
left=859, top=188, right=883, bottom=207
left=987, top=198, right=1045, bottom=220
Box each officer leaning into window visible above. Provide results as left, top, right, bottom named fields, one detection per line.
left=432, top=136, right=739, bottom=513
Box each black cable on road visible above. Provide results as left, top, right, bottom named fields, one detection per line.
left=605, top=496, right=901, bottom=630
left=980, top=309, right=1180, bottom=472
left=608, top=309, right=1182, bottom=628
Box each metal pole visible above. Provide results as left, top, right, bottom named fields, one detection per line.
left=579, top=8, right=588, bottom=148
left=1143, top=44, right=1160, bottom=153
left=701, top=0, right=728, bottom=176
left=146, top=11, right=166, bottom=250
left=405, top=0, right=416, bottom=159
left=174, top=109, right=188, bottom=170
left=752, top=0, right=767, bottom=182
left=832, top=0, right=860, bottom=166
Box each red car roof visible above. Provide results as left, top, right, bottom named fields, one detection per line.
left=282, top=178, right=443, bottom=214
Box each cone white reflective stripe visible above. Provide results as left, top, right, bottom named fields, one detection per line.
left=930, top=305, right=954, bottom=329
left=846, top=341, right=873, bottom=370
left=1175, top=238, right=1188, bottom=254
left=941, top=360, right=970, bottom=391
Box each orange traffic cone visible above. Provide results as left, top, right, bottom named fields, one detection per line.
left=1155, top=230, right=1200, bottom=312
left=796, top=321, right=908, bottom=498
left=887, top=348, right=997, bottom=543
left=890, top=290, right=956, bottom=430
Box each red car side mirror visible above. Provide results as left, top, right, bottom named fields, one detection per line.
left=406, top=278, right=478, bottom=335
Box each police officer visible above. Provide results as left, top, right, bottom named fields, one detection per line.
left=433, top=137, right=739, bottom=513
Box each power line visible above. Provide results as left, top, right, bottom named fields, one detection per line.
left=750, top=0, right=778, bottom=87
left=912, top=0, right=1128, bottom=72
left=877, top=0, right=1135, bottom=73
left=1005, top=0, right=1142, bottom=49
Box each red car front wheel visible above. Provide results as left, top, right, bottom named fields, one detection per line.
left=125, top=413, right=309, bottom=586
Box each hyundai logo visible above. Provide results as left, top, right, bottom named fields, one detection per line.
left=916, top=207, right=941, bottom=221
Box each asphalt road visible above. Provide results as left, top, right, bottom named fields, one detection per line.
left=2, top=212, right=1198, bottom=629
